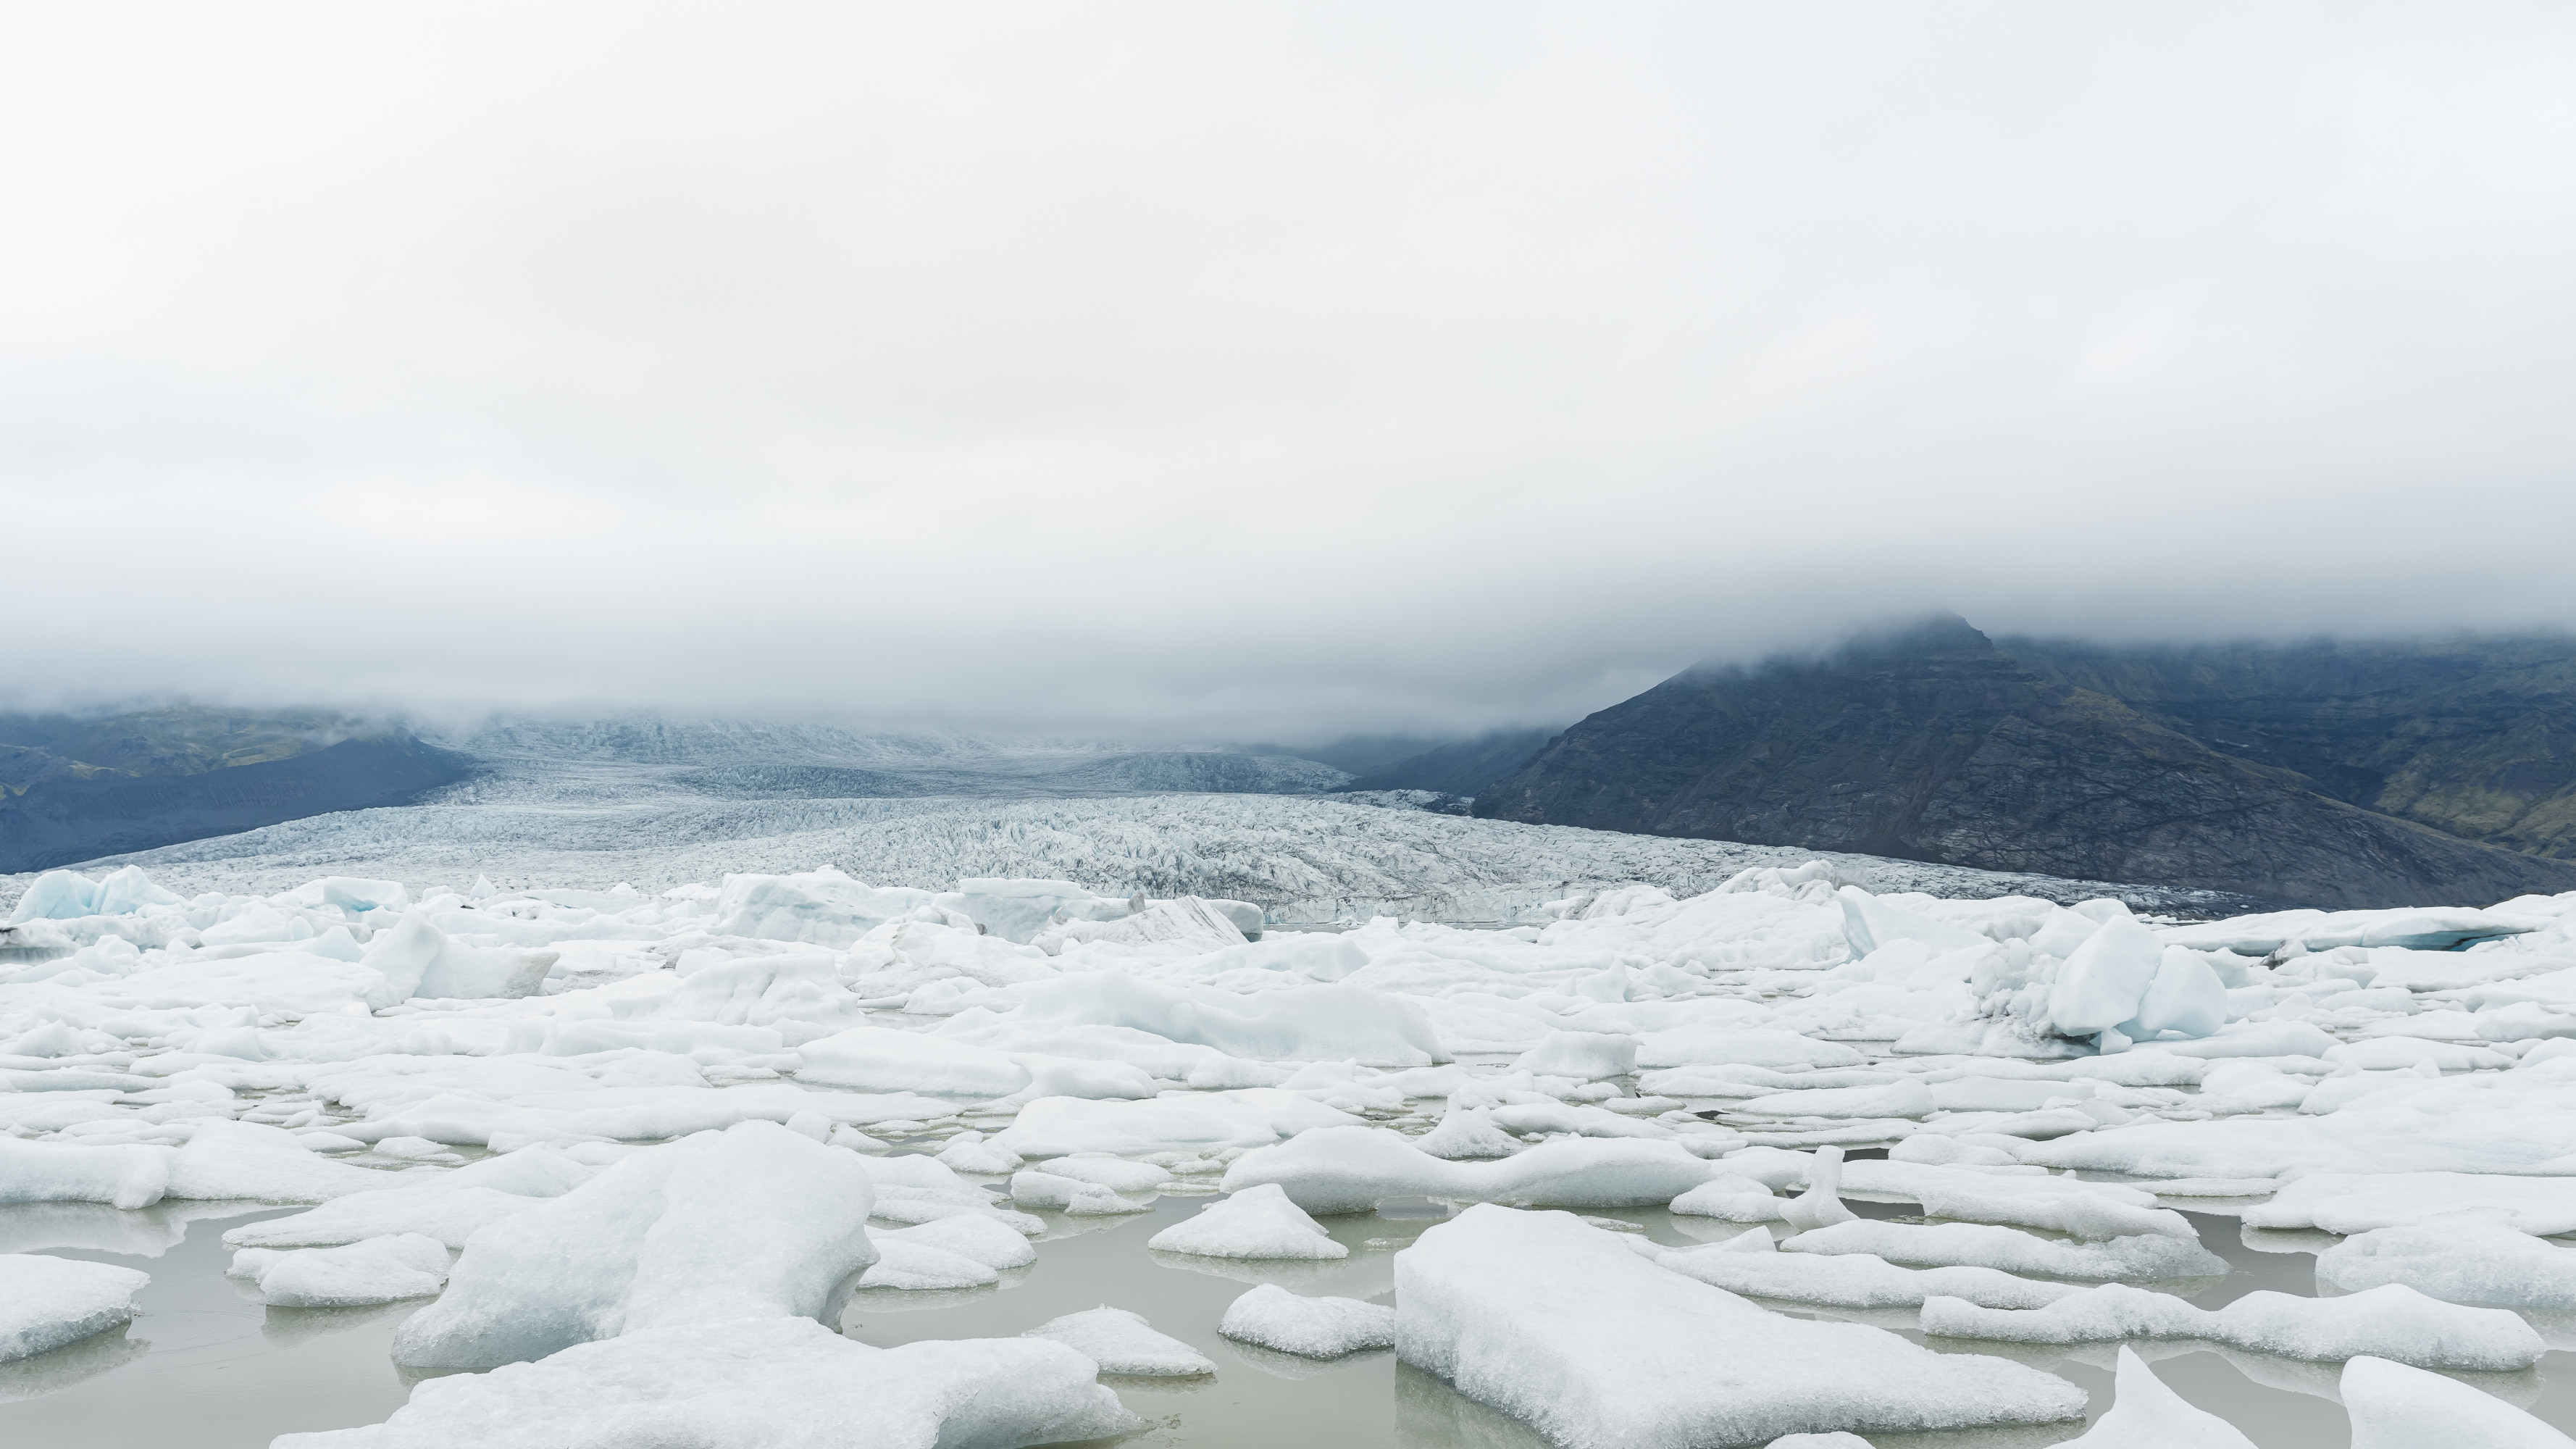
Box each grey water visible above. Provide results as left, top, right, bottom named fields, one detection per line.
left=3, top=1191, right=2572, bottom=1448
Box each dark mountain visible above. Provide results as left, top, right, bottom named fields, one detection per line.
left=1347, top=727, right=1560, bottom=797
left=2001, top=635, right=2576, bottom=861
left=0, top=708, right=472, bottom=873
left=1474, top=617, right=2576, bottom=909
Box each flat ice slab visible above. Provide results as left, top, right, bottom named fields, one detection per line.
left=1395, top=1205, right=2086, bottom=1448
left=274, top=1315, right=1141, bottom=1448
left=0, top=1253, right=149, bottom=1363
left=1021, top=1306, right=1214, bottom=1376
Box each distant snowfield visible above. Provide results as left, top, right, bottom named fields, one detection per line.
left=4, top=740, right=2254, bottom=922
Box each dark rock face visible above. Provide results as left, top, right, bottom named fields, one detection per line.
left=2004, top=636, right=2576, bottom=861
left=1474, top=617, right=2576, bottom=909
left=0, top=716, right=472, bottom=873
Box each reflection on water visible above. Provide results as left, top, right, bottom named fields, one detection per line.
left=0, top=1204, right=422, bottom=1448
left=4, top=1189, right=2575, bottom=1448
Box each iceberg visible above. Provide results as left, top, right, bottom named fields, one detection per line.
left=390, top=1121, right=875, bottom=1369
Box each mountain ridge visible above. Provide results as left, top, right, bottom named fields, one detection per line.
left=1473, top=616, right=2576, bottom=908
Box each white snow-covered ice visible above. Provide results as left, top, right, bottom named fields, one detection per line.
left=4, top=835, right=2575, bottom=1448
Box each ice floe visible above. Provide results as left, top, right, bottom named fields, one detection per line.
left=0, top=1254, right=148, bottom=1362
left=1218, top=1283, right=1396, bottom=1358
left=1397, top=1206, right=2086, bottom=1445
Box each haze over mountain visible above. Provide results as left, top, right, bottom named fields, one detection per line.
left=1476, top=617, right=2576, bottom=908
left=7, top=7, right=2575, bottom=742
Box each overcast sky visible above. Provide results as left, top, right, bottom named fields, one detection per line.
left=5, top=3, right=2572, bottom=743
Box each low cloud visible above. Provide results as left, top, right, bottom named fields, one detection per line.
left=5, top=4, right=2572, bottom=743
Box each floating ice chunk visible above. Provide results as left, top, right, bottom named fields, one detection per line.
left=708, top=869, right=936, bottom=947
left=1222, top=1126, right=1718, bottom=1214
left=93, top=866, right=184, bottom=916
left=0, top=1140, right=171, bottom=1210
left=317, top=877, right=408, bottom=915
left=1735, top=1080, right=1936, bottom=1120
left=1186, top=932, right=1367, bottom=982
left=2342, top=1353, right=2575, bottom=1449
left=391, top=1121, right=876, bottom=1369
left=2244, top=1172, right=2576, bottom=1236
left=275, top=1316, right=1140, bottom=1449
left=2160, top=908, right=2540, bottom=956
left=1008, top=1170, right=1150, bottom=1215
left=1218, top=1284, right=1395, bottom=1358
left=1398, top=1205, right=2084, bottom=1446
left=1668, top=1174, right=1786, bottom=1222
left=1838, top=888, right=1990, bottom=958
left=934, top=1130, right=1024, bottom=1175
left=1015, top=1054, right=1158, bottom=1100
left=2049, top=919, right=2166, bottom=1036
left=1839, top=1161, right=2196, bottom=1240
left=1036, top=896, right=1247, bottom=959
left=1635, top=1027, right=1866, bottom=1071
left=1004, top=974, right=1449, bottom=1066
left=166, top=1121, right=396, bottom=1203
left=950, top=877, right=1129, bottom=943
left=1511, top=1031, right=1639, bottom=1080
left=1149, top=1183, right=1348, bottom=1260
left=1413, top=1103, right=1523, bottom=1161
left=1778, top=1145, right=1857, bottom=1232
left=2323, top=1037, right=2514, bottom=1072
left=1022, top=1306, right=1215, bottom=1376
left=0, top=1253, right=149, bottom=1362
left=858, top=1239, right=1000, bottom=1290
left=857, top=1153, right=1034, bottom=1232
left=990, top=1088, right=1356, bottom=1158
left=230, top=1184, right=566, bottom=1250
left=874, top=1214, right=1037, bottom=1271
left=1042, top=1154, right=1173, bottom=1193
left=1655, top=1237, right=2083, bottom=1311
left=229, top=1234, right=450, bottom=1307
left=2123, top=948, right=2225, bottom=1040
left=796, top=1028, right=1032, bottom=1097
left=2317, top=1219, right=2576, bottom=1310
left=361, top=911, right=553, bottom=1003
left=224, top=1148, right=596, bottom=1249
left=2069, top=1346, right=2257, bottom=1448
left=7, top=870, right=104, bottom=923
left=2154, top=1020, right=2340, bottom=1058
left=1483, top=1098, right=1668, bottom=1140
left=1785, top=1222, right=2226, bottom=1280
left=1920, top=1282, right=2543, bottom=1370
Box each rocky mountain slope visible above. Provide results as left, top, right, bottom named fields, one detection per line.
left=0, top=709, right=472, bottom=872
left=1474, top=617, right=2576, bottom=908
left=2004, top=635, right=2576, bottom=861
